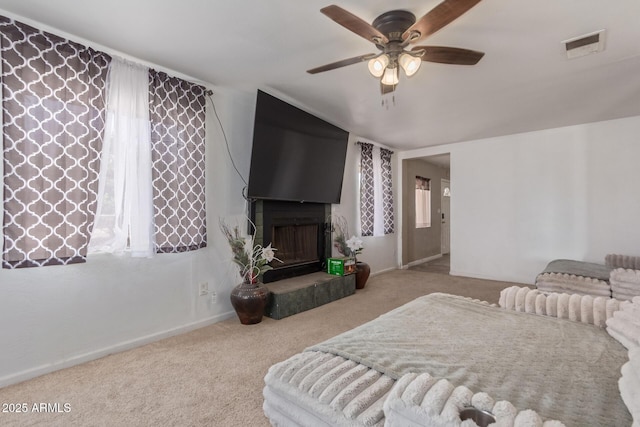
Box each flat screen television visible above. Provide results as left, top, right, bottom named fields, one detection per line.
left=247, top=90, right=349, bottom=204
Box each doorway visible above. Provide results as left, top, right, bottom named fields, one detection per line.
left=400, top=153, right=450, bottom=269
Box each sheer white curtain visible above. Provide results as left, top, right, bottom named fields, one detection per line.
left=89, top=58, right=154, bottom=257
left=371, top=146, right=385, bottom=237
left=415, top=188, right=431, bottom=228
left=357, top=142, right=395, bottom=237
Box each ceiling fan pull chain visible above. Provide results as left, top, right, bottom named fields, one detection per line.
left=380, top=94, right=397, bottom=109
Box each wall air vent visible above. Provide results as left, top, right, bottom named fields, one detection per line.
left=562, top=29, right=606, bottom=59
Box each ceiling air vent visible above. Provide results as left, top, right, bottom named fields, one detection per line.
left=562, top=29, right=606, bottom=59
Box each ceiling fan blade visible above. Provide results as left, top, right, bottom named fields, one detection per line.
left=321, top=5, right=389, bottom=45
left=413, top=46, right=484, bottom=65
left=307, top=53, right=377, bottom=74
left=403, top=0, right=483, bottom=43
left=380, top=82, right=396, bottom=95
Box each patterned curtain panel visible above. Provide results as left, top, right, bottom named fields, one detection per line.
left=1, top=17, right=110, bottom=268
left=358, top=142, right=375, bottom=237
left=380, top=147, right=395, bottom=234
left=358, top=142, right=395, bottom=237
left=149, top=70, right=207, bottom=253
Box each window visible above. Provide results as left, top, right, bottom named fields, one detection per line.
left=1, top=16, right=208, bottom=268
left=90, top=65, right=208, bottom=256
left=1, top=17, right=110, bottom=268
left=90, top=64, right=208, bottom=256
left=415, top=176, right=431, bottom=228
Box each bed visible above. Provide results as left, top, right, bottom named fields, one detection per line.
left=263, top=291, right=633, bottom=426
left=535, top=254, right=640, bottom=299
left=534, top=259, right=612, bottom=297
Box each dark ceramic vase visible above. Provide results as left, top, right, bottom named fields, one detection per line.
left=230, top=280, right=270, bottom=325
left=355, top=261, right=371, bottom=289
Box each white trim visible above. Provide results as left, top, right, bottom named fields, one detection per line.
left=448, top=269, right=527, bottom=286
left=401, top=254, right=443, bottom=269
left=395, top=154, right=403, bottom=268
left=398, top=144, right=454, bottom=161
left=0, top=311, right=235, bottom=388
left=371, top=266, right=398, bottom=277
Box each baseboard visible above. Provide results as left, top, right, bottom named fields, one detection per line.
left=371, top=266, right=398, bottom=277
left=448, top=269, right=528, bottom=285
left=0, top=310, right=236, bottom=388
left=401, top=254, right=443, bottom=270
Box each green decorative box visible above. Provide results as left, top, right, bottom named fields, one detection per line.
left=327, top=257, right=356, bottom=276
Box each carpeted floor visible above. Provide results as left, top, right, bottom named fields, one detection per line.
left=0, top=269, right=521, bottom=427
left=409, top=254, right=451, bottom=275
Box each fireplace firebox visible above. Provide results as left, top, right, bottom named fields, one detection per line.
left=250, top=200, right=331, bottom=283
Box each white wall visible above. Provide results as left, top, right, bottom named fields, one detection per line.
left=330, top=134, right=398, bottom=275
left=0, top=85, right=257, bottom=387
left=401, top=115, right=640, bottom=284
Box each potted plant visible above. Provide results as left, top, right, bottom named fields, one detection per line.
left=330, top=215, right=370, bottom=289
left=220, top=220, right=280, bottom=324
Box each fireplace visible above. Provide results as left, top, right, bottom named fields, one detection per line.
left=250, top=200, right=331, bottom=283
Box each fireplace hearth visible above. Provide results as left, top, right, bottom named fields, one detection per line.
left=250, top=200, right=331, bottom=283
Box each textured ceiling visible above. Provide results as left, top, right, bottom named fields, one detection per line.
left=0, top=0, right=638, bottom=150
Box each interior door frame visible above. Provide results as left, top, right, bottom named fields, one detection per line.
left=441, top=178, right=451, bottom=255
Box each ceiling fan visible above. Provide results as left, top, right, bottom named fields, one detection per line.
left=307, top=0, right=485, bottom=94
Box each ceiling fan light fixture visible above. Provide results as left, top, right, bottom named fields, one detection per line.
left=381, top=66, right=399, bottom=86
left=309, top=3, right=486, bottom=94
left=368, top=54, right=389, bottom=77
left=399, top=53, right=422, bottom=77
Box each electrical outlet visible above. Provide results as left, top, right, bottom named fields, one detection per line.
left=199, top=282, right=208, bottom=296
left=210, top=291, right=217, bottom=303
